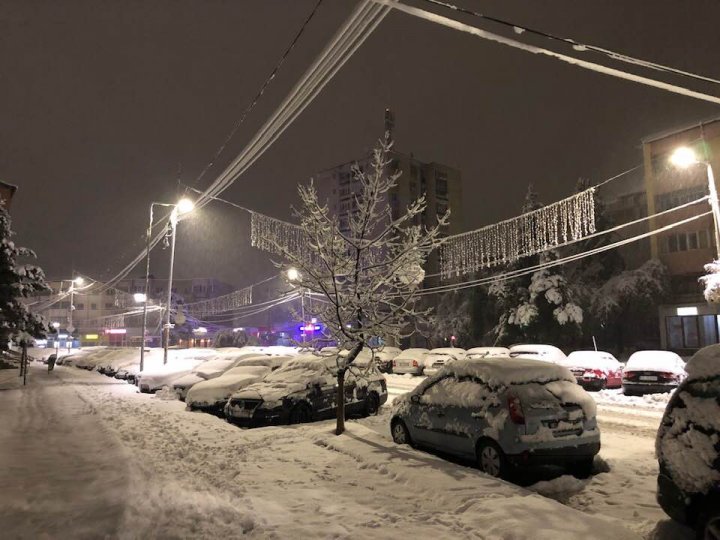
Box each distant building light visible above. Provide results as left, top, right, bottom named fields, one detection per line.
left=105, top=328, right=127, bottom=335
left=311, top=317, right=317, bottom=324
left=194, top=327, right=208, bottom=334
left=57, top=333, right=68, bottom=339
left=133, top=293, right=147, bottom=303
left=233, top=327, right=245, bottom=333
left=677, top=307, right=698, bottom=316
left=85, top=334, right=99, bottom=340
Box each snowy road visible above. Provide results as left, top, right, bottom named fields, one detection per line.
left=0, top=365, right=693, bottom=539
left=0, top=365, right=129, bottom=539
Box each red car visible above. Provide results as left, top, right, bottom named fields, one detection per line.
left=563, top=351, right=623, bottom=391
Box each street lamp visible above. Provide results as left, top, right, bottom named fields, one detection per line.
left=669, top=146, right=720, bottom=258
left=287, top=267, right=307, bottom=344
left=139, top=198, right=195, bottom=371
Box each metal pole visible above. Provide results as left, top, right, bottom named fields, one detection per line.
left=68, top=280, right=74, bottom=332
left=140, top=204, right=154, bottom=373
left=706, top=163, right=720, bottom=260
left=163, top=210, right=178, bottom=365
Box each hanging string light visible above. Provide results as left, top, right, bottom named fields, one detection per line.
left=183, top=286, right=253, bottom=318
left=440, top=187, right=596, bottom=279
left=250, top=211, right=310, bottom=260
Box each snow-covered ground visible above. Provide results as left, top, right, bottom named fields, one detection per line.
left=0, top=365, right=691, bottom=539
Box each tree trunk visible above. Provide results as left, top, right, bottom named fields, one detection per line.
left=22, top=343, right=28, bottom=386
left=336, top=341, right=364, bottom=435
left=335, top=368, right=346, bottom=435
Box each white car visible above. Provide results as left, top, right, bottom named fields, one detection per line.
left=465, top=347, right=510, bottom=360
left=375, top=346, right=402, bottom=373
left=136, top=349, right=219, bottom=393
left=423, top=348, right=466, bottom=377
left=392, top=348, right=430, bottom=375
left=172, top=352, right=270, bottom=400
left=185, top=365, right=274, bottom=415
left=509, top=344, right=567, bottom=363
left=622, top=350, right=686, bottom=395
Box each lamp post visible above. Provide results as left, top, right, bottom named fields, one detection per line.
left=52, top=321, right=60, bottom=352
left=139, top=198, right=194, bottom=370
left=287, top=267, right=306, bottom=344
left=670, top=146, right=720, bottom=258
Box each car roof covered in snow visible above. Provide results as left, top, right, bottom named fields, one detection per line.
left=509, top=344, right=566, bottom=358
left=684, top=344, right=720, bottom=380
left=565, top=351, right=619, bottom=368
left=428, top=348, right=466, bottom=355
left=466, top=347, right=510, bottom=358
left=626, top=350, right=684, bottom=372
left=426, top=358, right=576, bottom=387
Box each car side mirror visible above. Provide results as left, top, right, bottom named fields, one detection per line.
left=410, top=394, right=421, bottom=404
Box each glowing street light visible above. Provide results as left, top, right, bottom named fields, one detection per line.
left=669, top=146, right=719, bottom=257
left=287, top=267, right=301, bottom=281
left=73, top=276, right=85, bottom=286
left=51, top=321, right=60, bottom=329
left=133, top=293, right=147, bottom=303
left=140, top=198, right=196, bottom=371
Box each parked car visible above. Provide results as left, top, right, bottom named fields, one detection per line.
left=392, top=348, right=430, bottom=375
left=466, top=347, right=510, bottom=360
left=185, top=365, right=273, bottom=415
left=423, top=348, right=466, bottom=376
left=656, top=344, right=720, bottom=537
left=374, top=346, right=402, bottom=373
left=225, top=355, right=388, bottom=427
left=136, top=349, right=218, bottom=393
left=391, top=358, right=600, bottom=479
left=622, top=350, right=686, bottom=395
left=563, top=350, right=623, bottom=391
left=508, top=344, right=567, bottom=363
left=172, top=353, right=269, bottom=400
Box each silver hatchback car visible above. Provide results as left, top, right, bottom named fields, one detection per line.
left=391, top=358, right=600, bottom=479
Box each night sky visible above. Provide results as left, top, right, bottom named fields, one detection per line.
left=2, top=0, right=719, bottom=287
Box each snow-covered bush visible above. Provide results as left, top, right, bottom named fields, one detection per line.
left=699, top=260, right=720, bottom=303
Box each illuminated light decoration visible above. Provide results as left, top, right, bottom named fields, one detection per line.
left=35, top=339, right=48, bottom=346
left=311, top=318, right=317, bottom=324
left=250, top=211, right=316, bottom=262
left=85, top=334, right=99, bottom=340
left=193, top=327, right=208, bottom=334
left=105, top=328, right=127, bottom=335
left=676, top=306, right=698, bottom=316
left=184, top=286, right=252, bottom=318
left=299, top=324, right=322, bottom=332
left=440, top=187, right=596, bottom=279
left=233, top=327, right=245, bottom=332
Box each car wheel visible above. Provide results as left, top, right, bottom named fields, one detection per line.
left=697, top=500, right=720, bottom=540
left=364, top=392, right=380, bottom=416
left=391, top=419, right=412, bottom=446
left=289, top=403, right=312, bottom=424
left=568, top=457, right=595, bottom=479
left=476, top=440, right=508, bottom=479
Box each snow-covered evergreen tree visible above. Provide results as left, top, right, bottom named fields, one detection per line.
left=0, top=203, right=50, bottom=349
left=268, top=136, right=448, bottom=434
left=427, top=291, right=473, bottom=347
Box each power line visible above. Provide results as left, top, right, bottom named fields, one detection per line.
left=376, top=0, right=720, bottom=105
left=419, top=0, right=720, bottom=86
left=189, top=0, right=325, bottom=190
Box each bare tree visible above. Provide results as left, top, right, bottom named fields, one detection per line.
left=271, top=136, right=448, bottom=434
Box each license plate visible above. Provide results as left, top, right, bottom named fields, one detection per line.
left=640, top=375, right=657, bottom=381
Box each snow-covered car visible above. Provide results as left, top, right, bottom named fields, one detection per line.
left=225, top=355, right=388, bottom=427
left=172, top=353, right=269, bottom=400
left=423, top=348, right=466, bottom=377
left=563, top=350, right=623, bottom=391
left=374, top=346, right=402, bottom=373
left=392, top=348, right=430, bottom=375
left=466, top=347, right=511, bottom=360
left=655, top=344, right=720, bottom=537
left=185, top=365, right=274, bottom=415
left=622, top=350, right=686, bottom=396
left=508, top=344, right=567, bottom=363
left=391, top=358, right=600, bottom=479
left=136, top=349, right=219, bottom=393
left=262, top=345, right=299, bottom=357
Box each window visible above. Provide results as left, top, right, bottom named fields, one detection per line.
left=105, top=303, right=113, bottom=309
left=436, top=175, right=448, bottom=197
left=90, top=303, right=97, bottom=310
left=660, top=230, right=713, bottom=253
left=666, top=315, right=717, bottom=350
left=76, top=303, right=84, bottom=310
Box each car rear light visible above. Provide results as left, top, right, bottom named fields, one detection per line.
left=658, top=371, right=675, bottom=381
left=507, top=394, right=525, bottom=424
left=624, top=371, right=638, bottom=381
left=412, top=360, right=418, bottom=367
left=393, top=360, right=397, bottom=367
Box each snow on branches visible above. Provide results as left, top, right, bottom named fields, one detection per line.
left=265, top=136, right=448, bottom=356
left=700, top=260, right=720, bottom=303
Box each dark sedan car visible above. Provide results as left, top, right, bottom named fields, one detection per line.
left=656, top=345, right=720, bottom=539
left=225, top=355, right=387, bottom=427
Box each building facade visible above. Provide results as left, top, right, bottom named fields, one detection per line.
left=641, top=116, right=720, bottom=354
left=0, top=180, right=17, bottom=209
